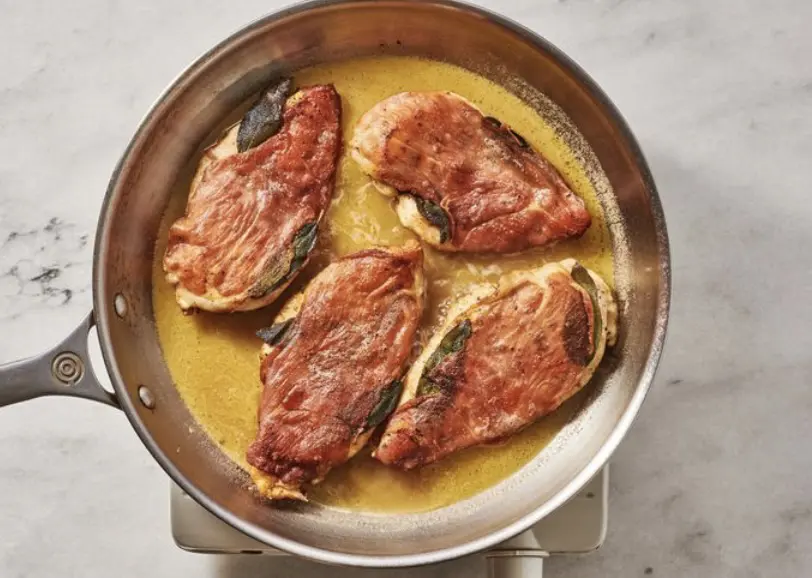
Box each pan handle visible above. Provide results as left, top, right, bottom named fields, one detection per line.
left=486, top=551, right=547, bottom=578
left=0, top=311, right=119, bottom=408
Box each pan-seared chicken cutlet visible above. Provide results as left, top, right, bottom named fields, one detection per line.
left=247, top=242, right=425, bottom=500
left=163, top=80, right=341, bottom=312
left=351, top=91, right=591, bottom=253
left=375, top=259, right=616, bottom=469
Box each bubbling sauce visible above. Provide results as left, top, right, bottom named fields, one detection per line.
left=152, top=56, right=614, bottom=513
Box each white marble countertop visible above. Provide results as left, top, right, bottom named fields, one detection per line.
left=1, top=1, right=810, bottom=577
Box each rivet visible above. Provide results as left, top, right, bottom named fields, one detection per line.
left=52, top=352, right=84, bottom=385
left=114, top=294, right=128, bottom=318
left=138, top=385, right=155, bottom=409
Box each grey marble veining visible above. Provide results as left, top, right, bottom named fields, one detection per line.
left=1, top=1, right=810, bottom=577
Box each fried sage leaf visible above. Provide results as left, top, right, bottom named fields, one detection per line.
left=248, top=256, right=290, bottom=299
left=366, top=380, right=403, bottom=429
left=413, top=196, right=451, bottom=243
left=256, top=318, right=294, bottom=346
left=571, top=263, right=602, bottom=364
left=417, top=319, right=472, bottom=396
left=483, top=115, right=529, bottom=149
left=483, top=116, right=502, bottom=130
left=237, top=77, right=293, bottom=152
left=288, top=222, right=318, bottom=275
left=249, top=222, right=318, bottom=298
left=508, top=128, right=530, bottom=149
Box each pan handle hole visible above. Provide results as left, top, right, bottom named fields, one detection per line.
left=87, top=325, right=115, bottom=394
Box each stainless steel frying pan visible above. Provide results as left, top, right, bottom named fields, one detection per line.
left=0, top=0, right=670, bottom=568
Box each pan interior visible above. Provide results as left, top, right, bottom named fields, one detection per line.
left=95, top=0, right=664, bottom=563
left=151, top=54, right=615, bottom=515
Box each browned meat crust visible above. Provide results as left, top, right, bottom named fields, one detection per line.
left=247, top=243, right=424, bottom=498
left=163, top=85, right=341, bottom=312
left=375, top=261, right=614, bottom=470
left=352, top=91, right=591, bottom=253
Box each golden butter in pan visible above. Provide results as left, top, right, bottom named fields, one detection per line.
left=152, top=56, right=614, bottom=513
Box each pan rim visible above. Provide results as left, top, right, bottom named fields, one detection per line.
left=92, top=0, right=671, bottom=567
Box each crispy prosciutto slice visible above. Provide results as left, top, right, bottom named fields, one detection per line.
left=351, top=91, right=591, bottom=253
left=163, top=80, right=341, bottom=312
left=374, top=260, right=616, bottom=470
left=247, top=242, right=424, bottom=500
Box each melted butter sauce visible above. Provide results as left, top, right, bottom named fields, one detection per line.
left=152, top=56, right=614, bottom=513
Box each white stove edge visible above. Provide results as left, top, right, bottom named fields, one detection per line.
left=170, top=466, right=607, bottom=557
